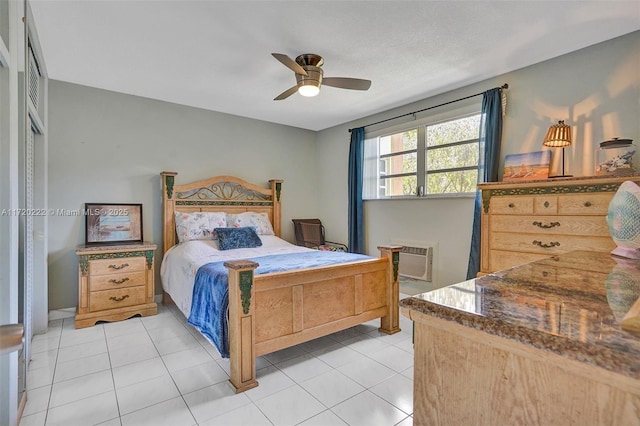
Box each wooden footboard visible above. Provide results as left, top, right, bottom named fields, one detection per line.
left=225, top=245, right=401, bottom=393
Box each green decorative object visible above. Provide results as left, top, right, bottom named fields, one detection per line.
left=239, top=270, right=254, bottom=314
left=143, top=250, right=154, bottom=269
left=79, top=256, right=89, bottom=275
left=166, top=175, right=175, bottom=199
left=392, top=251, right=400, bottom=282
left=275, top=182, right=282, bottom=201
left=606, top=180, right=640, bottom=259
left=176, top=200, right=271, bottom=207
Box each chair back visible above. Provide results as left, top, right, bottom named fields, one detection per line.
left=292, top=219, right=325, bottom=248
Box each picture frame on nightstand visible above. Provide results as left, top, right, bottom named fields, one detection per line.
left=85, top=203, right=143, bottom=245
left=502, top=151, right=550, bottom=181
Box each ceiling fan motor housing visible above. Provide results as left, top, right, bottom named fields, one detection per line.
left=296, top=66, right=323, bottom=89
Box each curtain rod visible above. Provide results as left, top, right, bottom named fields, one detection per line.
left=348, top=83, right=508, bottom=132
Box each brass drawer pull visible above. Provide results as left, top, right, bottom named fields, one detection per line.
left=108, top=263, right=129, bottom=270
left=109, top=295, right=130, bottom=302
left=584, top=201, right=592, bottom=207
left=109, top=277, right=130, bottom=285
left=508, top=203, right=515, bottom=208
left=544, top=201, right=550, bottom=208
left=532, top=221, right=560, bottom=229
left=533, top=240, right=560, bottom=249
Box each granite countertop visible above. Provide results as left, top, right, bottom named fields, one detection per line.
left=400, top=250, right=640, bottom=379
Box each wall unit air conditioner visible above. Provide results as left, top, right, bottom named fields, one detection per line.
left=399, top=245, right=433, bottom=282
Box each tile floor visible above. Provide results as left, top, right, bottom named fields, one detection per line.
left=20, top=293, right=418, bottom=426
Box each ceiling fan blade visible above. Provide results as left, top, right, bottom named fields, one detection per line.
left=272, top=53, right=308, bottom=76
left=322, top=77, right=371, bottom=91
left=274, top=85, right=299, bottom=101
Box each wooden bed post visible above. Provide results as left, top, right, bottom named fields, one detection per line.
left=378, top=245, right=402, bottom=334
left=269, top=179, right=283, bottom=238
left=161, top=171, right=178, bottom=254
left=225, top=259, right=260, bottom=393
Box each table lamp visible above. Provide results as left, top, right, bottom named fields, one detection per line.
left=543, top=120, right=572, bottom=178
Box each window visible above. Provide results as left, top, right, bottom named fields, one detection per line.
left=363, top=112, right=481, bottom=199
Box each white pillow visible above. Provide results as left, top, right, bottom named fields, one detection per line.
left=175, top=212, right=227, bottom=243
left=226, top=212, right=275, bottom=235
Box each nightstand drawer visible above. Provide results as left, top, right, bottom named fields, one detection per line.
left=90, top=271, right=146, bottom=291
left=89, top=286, right=146, bottom=312
left=490, top=196, right=534, bottom=214
left=89, top=257, right=146, bottom=276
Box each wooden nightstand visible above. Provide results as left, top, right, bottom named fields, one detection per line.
left=75, top=243, right=157, bottom=328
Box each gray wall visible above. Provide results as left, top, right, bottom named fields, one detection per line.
left=47, top=82, right=318, bottom=309
left=316, top=31, right=640, bottom=287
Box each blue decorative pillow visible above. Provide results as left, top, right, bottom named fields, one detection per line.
left=214, top=227, right=262, bottom=251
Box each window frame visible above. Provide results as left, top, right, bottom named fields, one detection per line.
left=363, top=102, right=481, bottom=200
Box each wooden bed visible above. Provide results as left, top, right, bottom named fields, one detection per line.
left=160, top=172, right=401, bottom=392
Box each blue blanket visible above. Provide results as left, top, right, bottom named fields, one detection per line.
left=188, top=250, right=371, bottom=358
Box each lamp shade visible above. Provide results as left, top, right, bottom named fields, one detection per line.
left=542, top=120, right=572, bottom=148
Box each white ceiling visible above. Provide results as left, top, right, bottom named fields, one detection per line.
left=30, top=1, right=640, bottom=131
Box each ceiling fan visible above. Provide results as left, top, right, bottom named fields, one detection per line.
left=272, top=53, right=372, bottom=100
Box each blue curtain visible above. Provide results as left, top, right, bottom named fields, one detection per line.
left=466, top=88, right=503, bottom=279
left=348, top=127, right=365, bottom=253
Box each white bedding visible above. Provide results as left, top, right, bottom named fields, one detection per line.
left=160, top=236, right=312, bottom=319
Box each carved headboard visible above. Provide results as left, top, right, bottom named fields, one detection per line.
left=160, top=172, right=283, bottom=254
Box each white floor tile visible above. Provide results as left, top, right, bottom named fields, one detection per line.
left=108, top=341, right=159, bottom=368
left=30, top=297, right=415, bottom=426
left=120, top=397, right=196, bottom=426
left=45, top=391, right=119, bottom=426
left=254, top=385, right=326, bottom=425
left=331, top=390, right=408, bottom=426
left=112, top=357, right=169, bottom=389
left=59, top=325, right=105, bottom=348
left=299, top=369, right=365, bottom=408
left=367, top=345, right=414, bottom=372
left=161, top=345, right=213, bottom=373
left=53, top=352, right=111, bottom=383
left=337, top=357, right=397, bottom=389
left=275, top=353, right=333, bottom=383
left=169, top=360, right=228, bottom=394
left=298, top=410, right=349, bottom=425
left=56, top=339, right=108, bottom=363
left=153, top=332, right=200, bottom=356
left=245, top=365, right=296, bottom=402
left=49, top=370, right=114, bottom=408
left=183, top=381, right=252, bottom=424
left=310, top=343, right=366, bottom=368
left=116, top=374, right=181, bottom=415
left=198, top=402, right=272, bottom=426
left=369, top=373, right=414, bottom=415
left=106, top=330, right=153, bottom=351
left=21, top=385, right=51, bottom=417
left=17, top=409, right=46, bottom=426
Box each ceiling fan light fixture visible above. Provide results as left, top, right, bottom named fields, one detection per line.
left=298, top=82, right=320, bottom=97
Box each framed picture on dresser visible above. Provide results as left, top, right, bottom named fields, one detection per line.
left=502, top=151, right=551, bottom=181
left=85, top=203, right=143, bottom=245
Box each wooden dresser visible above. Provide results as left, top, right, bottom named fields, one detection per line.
left=75, top=243, right=157, bottom=328
left=478, top=175, right=640, bottom=275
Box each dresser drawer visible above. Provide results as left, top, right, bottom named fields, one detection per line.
left=533, top=196, right=558, bottom=214
left=491, top=215, right=610, bottom=236
left=90, top=270, right=146, bottom=292
left=89, top=286, right=146, bottom=312
left=558, top=194, right=612, bottom=215
left=489, top=250, right=550, bottom=272
left=490, top=232, right=615, bottom=255
left=491, top=196, right=534, bottom=214
left=89, top=257, right=146, bottom=276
